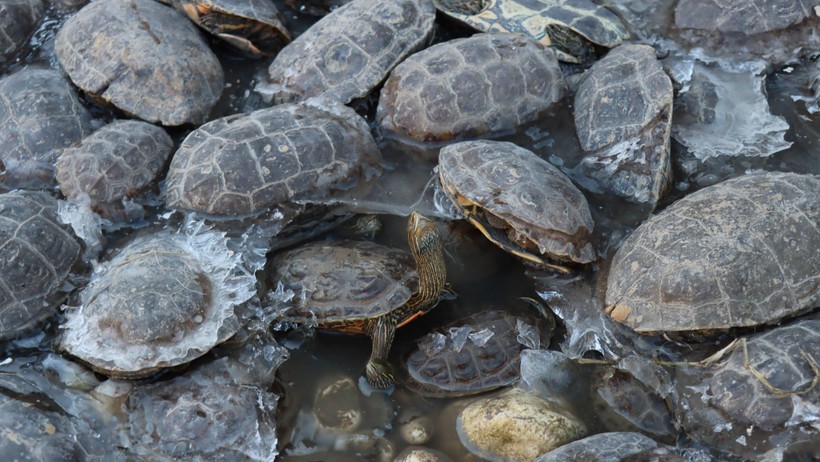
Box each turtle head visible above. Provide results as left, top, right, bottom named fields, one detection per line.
left=366, top=358, right=395, bottom=388
left=407, top=211, right=442, bottom=260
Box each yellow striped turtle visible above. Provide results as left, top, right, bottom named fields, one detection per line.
left=271, top=212, right=449, bottom=388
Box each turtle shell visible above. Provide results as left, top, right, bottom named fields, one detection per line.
left=55, top=0, right=223, bottom=126
left=438, top=140, right=596, bottom=265
left=605, top=171, right=820, bottom=335
left=435, top=0, right=629, bottom=62
left=260, top=0, right=435, bottom=104
left=678, top=315, right=819, bottom=457
left=534, top=432, right=664, bottom=462
left=162, top=0, right=291, bottom=56
left=377, top=32, right=566, bottom=143
left=0, top=393, right=85, bottom=460
left=164, top=99, right=382, bottom=216
left=573, top=44, right=673, bottom=205
left=271, top=240, right=418, bottom=326
left=401, top=309, right=553, bottom=397
left=56, top=120, right=173, bottom=220
left=675, top=0, right=814, bottom=35
left=0, top=0, right=45, bottom=63
left=59, top=225, right=257, bottom=379
left=0, top=67, right=96, bottom=190
left=0, top=190, right=82, bottom=340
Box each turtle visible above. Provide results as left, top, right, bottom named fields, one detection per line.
left=0, top=0, right=45, bottom=64
left=55, top=0, right=224, bottom=126
left=434, top=0, right=630, bottom=63
left=0, top=393, right=85, bottom=460
left=605, top=171, right=820, bottom=337
left=0, top=190, right=82, bottom=340
left=258, top=0, right=436, bottom=105
left=157, top=0, right=291, bottom=56
left=573, top=44, right=674, bottom=206
left=376, top=32, right=566, bottom=144
left=59, top=223, right=257, bottom=379
left=0, top=67, right=96, bottom=190
left=438, top=140, right=596, bottom=273
left=164, top=98, right=382, bottom=217
left=675, top=0, right=814, bottom=36
left=270, top=211, right=449, bottom=388
left=401, top=307, right=554, bottom=397
left=533, top=432, right=666, bottom=462
left=676, top=315, right=820, bottom=458
left=55, top=120, right=174, bottom=221
left=285, top=0, right=353, bottom=17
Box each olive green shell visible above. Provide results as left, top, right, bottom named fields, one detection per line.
left=55, top=0, right=223, bottom=126
left=0, top=191, right=82, bottom=339
left=435, top=0, right=629, bottom=61
left=574, top=44, right=673, bottom=205
left=56, top=120, right=173, bottom=219
left=262, top=0, right=435, bottom=104
left=675, top=0, right=814, bottom=35
left=402, top=310, right=551, bottom=397
left=0, top=0, right=45, bottom=62
left=0, top=67, right=96, bottom=190
left=377, top=33, right=566, bottom=143
left=164, top=100, right=381, bottom=216
left=438, top=140, right=596, bottom=264
left=271, top=240, right=418, bottom=324
left=606, top=172, right=820, bottom=335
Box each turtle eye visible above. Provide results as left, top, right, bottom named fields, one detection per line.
left=434, top=0, right=491, bottom=16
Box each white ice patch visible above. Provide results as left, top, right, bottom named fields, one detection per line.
left=448, top=326, right=471, bottom=352
left=468, top=328, right=494, bottom=348
left=57, top=194, right=104, bottom=262
left=515, top=320, right=540, bottom=350
left=786, top=394, right=820, bottom=431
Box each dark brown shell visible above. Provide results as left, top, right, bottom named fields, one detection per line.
left=164, top=100, right=382, bottom=216
left=606, top=172, right=820, bottom=335
left=261, top=0, right=435, bottom=104
left=377, top=32, right=566, bottom=143
left=439, top=140, right=595, bottom=264
left=573, top=44, right=673, bottom=205
left=0, top=190, right=82, bottom=339
left=0, top=67, right=96, bottom=190
left=55, top=0, right=223, bottom=126
left=56, top=120, right=173, bottom=219
left=271, top=240, right=418, bottom=323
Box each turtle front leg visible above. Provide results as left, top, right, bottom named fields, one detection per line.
left=365, top=315, right=397, bottom=388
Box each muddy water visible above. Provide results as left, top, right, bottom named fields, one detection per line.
left=1, top=1, right=819, bottom=461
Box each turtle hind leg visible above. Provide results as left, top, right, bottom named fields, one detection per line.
left=365, top=316, right=397, bottom=388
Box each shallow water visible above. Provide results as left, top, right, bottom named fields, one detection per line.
left=0, top=0, right=819, bottom=461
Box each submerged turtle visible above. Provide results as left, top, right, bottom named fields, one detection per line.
left=0, top=67, right=96, bottom=190
left=259, top=0, right=436, bottom=104
left=55, top=0, right=223, bottom=126
left=605, top=171, right=820, bottom=336
left=59, top=222, right=257, bottom=379
left=574, top=44, right=673, bottom=206
left=165, top=98, right=382, bottom=217
left=434, top=0, right=630, bottom=63
left=55, top=120, right=174, bottom=221
left=534, top=432, right=667, bottom=461
left=0, top=190, right=82, bottom=339
left=438, top=140, right=596, bottom=272
left=158, top=0, right=291, bottom=56
left=377, top=32, right=566, bottom=143
left=270, top=212, right=448, bottom=388
left=402, top=307, right=554, bottom=397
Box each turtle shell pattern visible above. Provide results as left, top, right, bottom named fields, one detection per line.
left=55, top=0, right=223, bottom=126
left=402, top=309, right=551, bottom=397
left=534, top=432, right=662, bottom=462
left=606, top=171, right=820, bottom=335
left=0, top=190, right=81, bottom=339
left=165, top=100, right=381, bottom=216
left=439, top=140, right=596, bottom=264
left=377, top=32, right=566, bottom=143
left=574, top=44, right=673, bottom=204
left=56, top=120, right=173, bottom=218
left=0, top=67, right=95, bottom=190
left=0, top=0, right=45, bottom=61
left=435, top=0, right=629, bottom=49
left=59, top=232, right=248, bottom=378
left=675, top=0, right=815, bottom=35
left=271, top=240, right=419, bottom=329
left=262, top=0, right=435, bottom=104
left=0, top=393, right=85, bottom=460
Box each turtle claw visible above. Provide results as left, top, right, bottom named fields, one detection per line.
left=366, top=358, right=395, bottom=388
